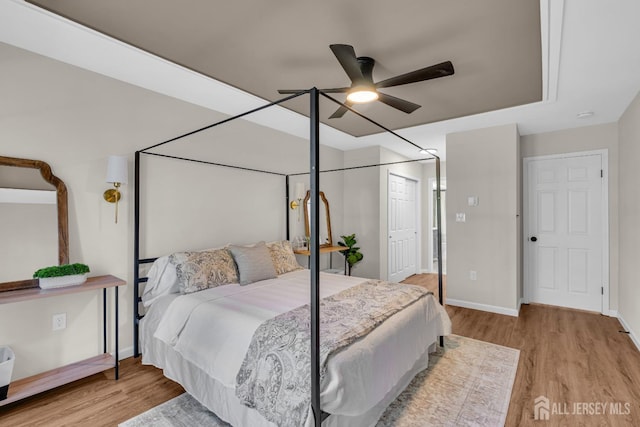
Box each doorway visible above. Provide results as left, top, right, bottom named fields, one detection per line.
left=523, top=150, right=609, bottom=313
left=388, top=173, right=419, bottom=282
left=428, top=178, right=446, bottom=273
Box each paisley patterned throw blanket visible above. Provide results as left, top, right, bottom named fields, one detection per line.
left=235, top=280, right=431, bottom=427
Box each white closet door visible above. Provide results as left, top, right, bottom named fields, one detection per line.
left=525, top=153, right=605, bottom=312
left=388, top=173, right=418, bottom=282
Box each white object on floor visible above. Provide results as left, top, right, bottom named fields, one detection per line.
left=0, top=346, right=15, bottom=400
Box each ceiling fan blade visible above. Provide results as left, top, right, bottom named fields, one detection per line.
left=328, top=101, right=353, bottom=119
left=278, top=89, right=307, bottom=94
left=377, top=92, right=421, bottom=114
left=330, top=44, right=364, bottom=83
left=279, top=87, right=348, bottom=95
left=319, top=87, right=350, bottom=93
left=375, top=61, right=454, bottom=89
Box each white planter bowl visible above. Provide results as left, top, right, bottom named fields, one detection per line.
left=0, top=346, right=14, bottom=400
left=38, top=273, right=87, bottom=289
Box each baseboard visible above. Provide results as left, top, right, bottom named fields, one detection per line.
left=617, top=313, right=640, bottom=352
left=446, top=298, right=519, bottom=317
left=114, top=346, right=134, bottom=361
left=608, top=309, right=618, bottom=317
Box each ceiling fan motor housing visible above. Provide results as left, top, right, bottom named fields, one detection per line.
left=356, top=56, right=375, bottom=84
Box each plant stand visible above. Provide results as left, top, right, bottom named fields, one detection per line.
left=0, top=275, right=125, bottom=406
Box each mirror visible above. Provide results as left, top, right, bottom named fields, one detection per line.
left=303, top=190, right=333, bottom=248
left=0, top=156, right=68, bottom=290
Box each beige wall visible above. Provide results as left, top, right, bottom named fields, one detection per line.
left=618, top=91, right=640, bottom=342
left=446, top=124, right=521, bottom=313
left=140, top=138, right=345, bottom=270
left=521, top=123, right=619, bottom=311
left=343, top=147, right=381, bottom=279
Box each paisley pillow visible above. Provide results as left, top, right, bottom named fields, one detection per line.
left=169, top=248, right=239, bottom=294
left=267, top=240, right=303, bottom=275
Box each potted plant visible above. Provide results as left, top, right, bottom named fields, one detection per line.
left=33, top=263, right=90, bottom=289
left=338, top=233, right=364, bottom=276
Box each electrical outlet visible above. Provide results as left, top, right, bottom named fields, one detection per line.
left=470, top=270, right=477, bottom=281
left=456, top=213, right=466, bottom=222
left=52, top=313, right=66, bottom=331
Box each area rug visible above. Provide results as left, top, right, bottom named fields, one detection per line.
left=120, top=335, right=519, bottom=427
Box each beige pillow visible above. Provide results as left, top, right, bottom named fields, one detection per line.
left=169, top=248, right=239, bottom=294
left=229, top=242, right=277, bottom=285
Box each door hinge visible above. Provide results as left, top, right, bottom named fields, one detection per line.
left=601, top=287, right=604, bottom=295
left=601, top=169, right=603, bottom=178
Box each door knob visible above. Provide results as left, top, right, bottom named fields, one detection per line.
left=530, top=236, right=538, bottom=242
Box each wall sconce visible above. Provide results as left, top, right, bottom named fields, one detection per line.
left=104, top=155, right=128, bottom=224
left=289, top=182, right=306, bottom=221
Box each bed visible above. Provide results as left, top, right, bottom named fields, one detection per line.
left=134, top=88, right=447, bottom=426
left=139, top=242, right=450, bottom=427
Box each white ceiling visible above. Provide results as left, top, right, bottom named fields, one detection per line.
left=1, top=0, right=640, bottom=160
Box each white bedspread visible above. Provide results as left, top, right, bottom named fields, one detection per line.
left=150, top=270, right=451, bottom=423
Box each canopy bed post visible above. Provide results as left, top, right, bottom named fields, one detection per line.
left=309, top=87, right=322, bottom=427
left=435, top=155, right=444, bottom=347
left=134, top=150, right=141, bottom=357
left=285, top=175, right=290, bottom=241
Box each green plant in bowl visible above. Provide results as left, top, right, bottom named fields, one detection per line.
left=34, top=264, right=91, bottom=289
left=33, top=263, right=90, bottom=278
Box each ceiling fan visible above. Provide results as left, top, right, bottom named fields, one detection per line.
left=278, top=44, right=454, bottom=119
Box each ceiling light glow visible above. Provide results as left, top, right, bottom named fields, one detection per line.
left=347, top=87, right=379, bottom=103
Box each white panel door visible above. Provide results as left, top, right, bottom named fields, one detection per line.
left=525, top=154, right=604, bottom=312
left=388, top=173, right=418, bottom=282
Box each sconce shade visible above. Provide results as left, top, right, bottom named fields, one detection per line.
left=106, top=155, right=128, bottom=185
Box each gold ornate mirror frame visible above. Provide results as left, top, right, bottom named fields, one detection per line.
left=303, top=190, right=333, bottom=248
left=0, top=156, right=69, bottom=291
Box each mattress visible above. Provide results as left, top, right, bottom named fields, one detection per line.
left=141, top=270, right=451, bottom=426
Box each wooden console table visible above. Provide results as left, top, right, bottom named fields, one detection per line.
left=0, top=274, right=125, bottom=406
left=294, top=245, right=348, bottom=274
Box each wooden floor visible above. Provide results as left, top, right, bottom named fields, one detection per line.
left=1, top=274, right=639, bottom=426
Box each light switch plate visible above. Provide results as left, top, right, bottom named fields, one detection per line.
left=456, top=213, right=466, bottom=222
left=467, top=196, right=479, bottom=206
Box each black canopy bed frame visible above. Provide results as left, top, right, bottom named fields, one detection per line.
left=133, top=87, right=445, bottom=426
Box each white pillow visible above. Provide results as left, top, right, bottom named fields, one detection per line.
left=141, top=255, right=180, bottom=307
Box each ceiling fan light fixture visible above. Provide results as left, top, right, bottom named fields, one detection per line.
left=346, top=86, right=379, bottom=103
